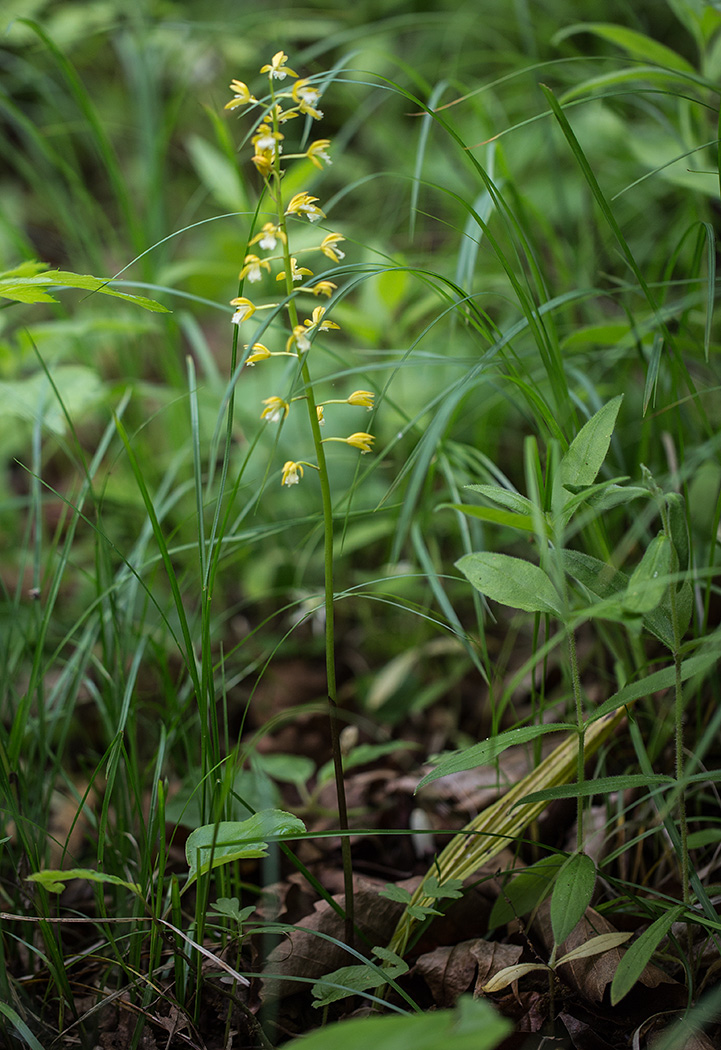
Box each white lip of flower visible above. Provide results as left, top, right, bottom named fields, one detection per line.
left=229, top=296, right=256, bottom=324
left=259, top=232, right=278, bottom=249
left=281, top=461, right=303, bottom=486
left=255, top=133, right=280, bottom=153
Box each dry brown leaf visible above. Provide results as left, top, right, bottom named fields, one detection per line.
left=262, top=875, right=409, bottom=1000
left=414, top=938, right=522, bottom=1006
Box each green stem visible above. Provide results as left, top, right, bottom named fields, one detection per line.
left=567, top=629, right=585, bottom=850
left=268, top=92, right=355, bottom=945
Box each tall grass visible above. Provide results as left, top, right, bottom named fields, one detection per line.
left=1, top=0, right=721, bottom=1046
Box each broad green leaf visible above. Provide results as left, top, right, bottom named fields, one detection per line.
left=562, top=549, right=676, bottom=649
left=623, top=534, right=671, bottom=613
left=515, top=774, right=674, bottom=808
left=456, top=552, right=564, bottom=617
left=610, top=905, right=684, bottom=1005
left=0, top=263, right=169, bottom=312
left=294, top=996, right=510, bottom=1050
left=556, top=931, right=632, bottom=967
left=253, top=752, right=316, bottom=787
left=550, top=853, right=596, bottom=945
left=27, top=867, right=141, bottom=895
left=417, top=723, right=576, bottom=789
left=185, top=809, right=305, bottom=883
left=489, top=855, right=566, bottom=928
left=560, top=395, right=623, bottom=489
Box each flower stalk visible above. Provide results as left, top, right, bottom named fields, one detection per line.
left=224, top=52, right=377, bottom=944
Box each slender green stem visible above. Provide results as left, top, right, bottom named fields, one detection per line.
left=265, top=89, right=355, bottom=945
left=567, top=629, right=585, bottom=850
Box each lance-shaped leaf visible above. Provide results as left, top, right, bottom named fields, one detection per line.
left=560, top=395, right=623, bottom=489
left=550, top=852, right=596, bottom=945
left=417, top=723, right=576, bottom=789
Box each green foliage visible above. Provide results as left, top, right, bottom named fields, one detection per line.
left=185, top=809, right=306, bottom=883
left=296, top=996, right=509, bottom=1050
left=2, top=0, right=721, bottom=1044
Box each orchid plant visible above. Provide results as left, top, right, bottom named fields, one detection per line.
left=224, top=51, right=378, bottom=940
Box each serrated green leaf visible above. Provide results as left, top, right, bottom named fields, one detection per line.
left=623, top=534, right=671, bottom=613
left=425, top=876, right=463, bottom=900
left=185, top=809, right=305, bottom=883
left=456, top=552, right=564, bottom=617
left=560, top=395, right=623, bottom=489
left=0, top=265, right=168, bottom=311
left=610, top=905, right=684, bottom=1005
left=550, top=853, right=596, bottom=945
left=379, top=883, right=413, bottom=903
left=27, top=867, right=141, bottom=895
left=417, top=723, right=576, bottom=789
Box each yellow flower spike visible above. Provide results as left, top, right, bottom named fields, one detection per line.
left=285, top=192, right=325, bottom=223
left=260, top=51, right=298, bottom=80
left=347, top=390, right=375, bottom=409
left=281, top=460, right=304, bottom=486
left=319, top=233, right=345, bottom=262
left=260, top=396, right=290, bottom=423
left=244, top=343, right=271, bottom=366
left=323, top=432, right=375, bottom=454
left=292, top=78, right=324, bottom=119
left=276, top=257, right=314, bottom=283
left=229, top=297, right=256, bottom=324
left=239, top=254, right=272, bottom=283
left=308, top=280, right=337, bottom=298
left=306, top=139, right=332, bottom=168
left=225, top=80, right=258, bottom=109
left=249, top=223, right=287, bottom=251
